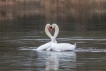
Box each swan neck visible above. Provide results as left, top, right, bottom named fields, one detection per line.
left=54, top=24, right=59, bottom=39
left=45, top=25, right=53, bottom=39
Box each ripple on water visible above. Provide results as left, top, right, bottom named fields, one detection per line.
left=75, top=48, right=106, bottom=52
left=19, top=47, right=106, bottom=52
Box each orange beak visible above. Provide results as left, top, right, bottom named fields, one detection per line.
left=49, top=28, right=53, bottom=32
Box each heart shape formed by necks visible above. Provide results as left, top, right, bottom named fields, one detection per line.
left=45, top=23, right=59, bottom=41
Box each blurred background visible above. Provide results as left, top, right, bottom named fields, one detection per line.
left=0, top=0, right=106, bottom=35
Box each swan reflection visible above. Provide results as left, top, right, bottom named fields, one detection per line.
left=45, top=51, right=76, bottom=71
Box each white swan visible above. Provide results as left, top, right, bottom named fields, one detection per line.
left=47, top=24, right=76, bottom=51
left=36, top=24, right=57, bottom=51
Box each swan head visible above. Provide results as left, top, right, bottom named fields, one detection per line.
left=46, top=24, right=50, bottom=28
left=52, top=23, right=58, bottom=28
left=46, top=23, right=58, bottom=32
left=46, top=24, right=53, bottom=31
left=49, top=26, right=53, bottom=31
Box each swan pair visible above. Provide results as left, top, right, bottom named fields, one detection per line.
left=36, top=23, right=76, bottom=51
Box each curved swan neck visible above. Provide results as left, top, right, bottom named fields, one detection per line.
left=53, top=24, right=59, bottom=39
left=45, top=24, right=53, bottom=39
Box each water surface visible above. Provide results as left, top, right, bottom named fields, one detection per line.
left=0, top=20, right=106, bottom=71
left=0, top=0, right=106, bottom=70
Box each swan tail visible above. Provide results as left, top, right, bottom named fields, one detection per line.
left=74, top=43, right=76, bottom=46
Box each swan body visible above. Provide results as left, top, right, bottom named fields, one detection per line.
left=36, top=42, right=51, bottom=51
left=47, top=24, right=76, bottom=51
left=48, top=43, right=76, bottom=51
left=36, top=24, right=57, bottom=51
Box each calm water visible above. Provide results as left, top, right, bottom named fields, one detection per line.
left=0, top=20, right=106, bottom=71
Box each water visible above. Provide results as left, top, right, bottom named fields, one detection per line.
left=0, top=20, right=106, bottom=71
left=0, top=26, right=106, bottom=71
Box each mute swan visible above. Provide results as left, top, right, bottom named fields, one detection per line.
left=47, top=24, right=76, bottom=51
left=36, top=24, right=57, bottom=51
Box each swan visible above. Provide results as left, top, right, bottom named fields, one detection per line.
left=36, top=24, right=57, bottom=51
left=47, top=23, right=76, bottom=51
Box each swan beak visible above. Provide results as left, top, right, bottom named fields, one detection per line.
left=49, top=28, right=53, bottom=31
